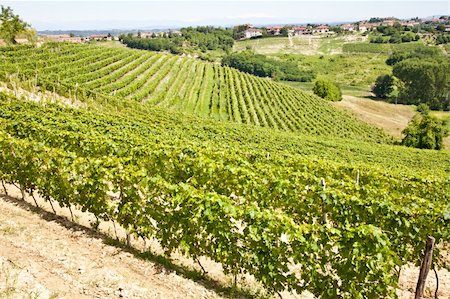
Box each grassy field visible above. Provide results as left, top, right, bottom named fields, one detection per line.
left=235, top=36, right=392, bottom=93
left=333, top=95, right=450, bottom=148
left=234, top=35, right=367, bottom=55
left=277, top=52, right=391, bottom=91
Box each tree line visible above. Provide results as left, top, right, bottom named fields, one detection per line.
left=119, top=26, right=234, bottom=55
left=221, top=51, right=315, bottom=82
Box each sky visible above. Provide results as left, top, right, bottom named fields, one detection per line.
left=2, top=1, right=449, bottom=31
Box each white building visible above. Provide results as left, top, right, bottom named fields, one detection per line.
left=243, top=28, right=262, bottom=39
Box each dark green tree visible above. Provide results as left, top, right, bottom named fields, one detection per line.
left=0, top=6, right=29, bottom=44
left=312, top=79, right=342, bottom=101
left=402, top=105, right=449, bottom=150
left=372, top=74, right=394, bottom=99
left=393, top=58, right=450, bottom=110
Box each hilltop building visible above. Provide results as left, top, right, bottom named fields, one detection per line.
left=243, top=28, right=262, bottom=39
left=293, top=26, right=311, bottom=36
left=313, top=25, right=330, bottom=33
left=266, top=26, right=283, bottom=35
left=44, top=34, right=83, bottom=43
left=340, top=24, right=355, bottom=31
left=358, top=22, right=379, bottom=32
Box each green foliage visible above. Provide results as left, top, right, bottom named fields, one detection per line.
left=222, top=51, right=315, bottom=82
left=0, top=6, right=29, bottom=44
left=312, top=79, right=342, bottom=101
left=120, top=26, right=234, bottom=54
left=402, top=107, right=449, bottom=150
left=369, top=25, right=420, bottom=44
left=372, top=74, right=395, bottom=99
left=0, top=92, right=448, bottom=297
left=393, top=58, right=450, bottom=110
left=386, top=46, right=444, bottom=65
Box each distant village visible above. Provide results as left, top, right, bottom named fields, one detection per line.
left=238, top=16, right=450, bottom=39
left=34, top=16, right=450, bottom=44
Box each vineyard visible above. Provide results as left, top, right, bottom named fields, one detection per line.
left=342, top=42, right=426, bottom=54
left=0, top=90, right=449, bottom=297
left=0, top=42, right=390, bottom=142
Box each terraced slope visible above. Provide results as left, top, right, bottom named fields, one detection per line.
left=0, top=43, right=389, bottom=142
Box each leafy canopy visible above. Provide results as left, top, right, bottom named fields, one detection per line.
left=312, top=79, right=342, bottom=101
left=402, top=104, right=449, bottom=150
left=372, top=74, right=395, bottom=99
left=0, top=6, right=29, bottom=44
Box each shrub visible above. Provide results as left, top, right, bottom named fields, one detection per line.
left=313, top=79, right=342, bottom=101
left=402, top=105, right=449, bottom=150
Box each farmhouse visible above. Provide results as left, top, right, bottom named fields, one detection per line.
left=169, top=30, right=182, bottom=36
left=445, top=25, right=450, bottom=32
left=340, top=24, right=355, bottom=31
left=293, top=26, right=311, bottom=36
left=44, top=34, right=83, bottom=43
left=243, top=28, right=262, bottom=39
left=89, top=34, right=112, bottom=41
left=313, top=25, right=329, bottom=34
left=358, top=22, right=379, bottom=32
left=266, top=26, right=283, bottom=35
left=381, top=17, right=397, bottom=26
left=140, top=32, right=154, bottom=38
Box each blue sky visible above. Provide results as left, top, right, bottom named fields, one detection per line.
left=3, top=1, right=449, bottom=30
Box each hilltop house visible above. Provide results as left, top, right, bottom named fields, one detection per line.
left=340, top=24, right=355, bottom=31
left=313, top=25, right=330, bottom=34
left=140, top=32, right=154, bottom=38
left=89, top=35, right=112, bottom=41
left=44, top=34, right=83, bottom=43
left=293, top=26, right=311, bottom=36
left=266, top=26, right=283, bottom=35
left=358, top=22, right=379, bottom=32
left=243, top=28, right=262, bottom=39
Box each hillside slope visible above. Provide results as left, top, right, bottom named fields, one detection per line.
left=0, top=43, right=389, bottom=142
left=0, top=90, right=449, bottom=298
left=333, top=95, right=450, bottom=148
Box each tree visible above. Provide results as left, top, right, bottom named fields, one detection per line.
left=280, top=27, right=289, bottom=37
left=393, top=58, right=450, bottom=109
left=402, top=105, right=449, bottom=150
left=372, top=74, right=394, bottom=99
left=312, top=79, right=342, bottom=101
left=0, top=6, right=29, bottom=44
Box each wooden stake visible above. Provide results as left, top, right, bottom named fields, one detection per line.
left=126, top=232, right=131, bottom=247
left=415, top=236, right=435, bottom=299
left=320, top=178, right=328, bottom=224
